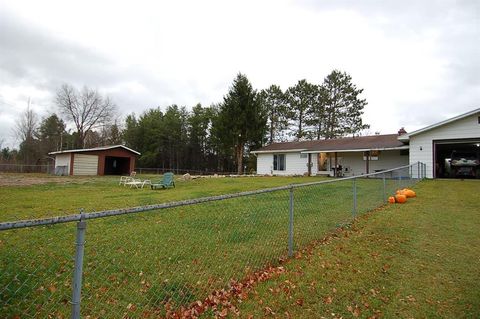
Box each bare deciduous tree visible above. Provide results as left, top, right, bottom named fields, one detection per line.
left=56, top=84, right=116, bottom=148
left=13, top=103, right=40, bottom=164
left=14, top=104, right=38, bottom=143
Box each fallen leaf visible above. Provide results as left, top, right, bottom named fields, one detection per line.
left=324, top=296, right=333, bottom=304
left=218, top=308, right=228, bottom=317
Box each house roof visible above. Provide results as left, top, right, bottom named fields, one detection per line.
left=49, top=145, right=141, bottom=156
left=398, top=107, right=480, bottom=141
left=252, top=134, right=408, bottom=154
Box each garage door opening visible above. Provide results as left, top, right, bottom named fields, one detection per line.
left=104, top=156, right=131, bottom=175
left=434, top=140, right=480, bottom=179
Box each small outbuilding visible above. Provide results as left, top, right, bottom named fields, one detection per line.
left=49, top=145, right=140, bottom=176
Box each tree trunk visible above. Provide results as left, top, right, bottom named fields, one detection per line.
left=270, top=122, right=274, bottom=144
left=77, top=130, right=85, bottom=149
left=236, top=143, right=244, bottom=175
left=298, top=111, right=303, bottom=140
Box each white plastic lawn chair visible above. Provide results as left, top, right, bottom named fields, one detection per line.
left=119, top=176, right=133, bottom=185
left=119, top=171, right=137, bottom=185
left=125, top=179, right=151, bottom=189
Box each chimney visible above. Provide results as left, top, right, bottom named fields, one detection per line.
left=398, top=127, right=407, bottom=135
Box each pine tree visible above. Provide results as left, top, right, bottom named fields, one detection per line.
left=38, top=114, right=67, bottom=153
left=322, top=70, right=369, bottom=139
left=259, top=85, right=289, bottom=144
left=285, top=79, right=318, bottom=140
left=216, top=73, right=267, bottom=174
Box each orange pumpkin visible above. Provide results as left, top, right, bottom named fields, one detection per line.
left=404, top=189, right=416, bottom=198
left=395, top=194, right=407, bottom=203
left=396, top=189, right=406, bottom=195
left=388, top=196, right=395, bottom=204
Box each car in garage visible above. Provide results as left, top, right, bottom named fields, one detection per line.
left=449, top=150, right=480, bottom=178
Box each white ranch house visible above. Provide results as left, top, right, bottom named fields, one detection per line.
left=253, top=108, right=480, bottom=179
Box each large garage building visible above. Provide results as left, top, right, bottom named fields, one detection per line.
left=49, top=145, right=140, bottom=176
left=400, top=108, right=480, bottom=178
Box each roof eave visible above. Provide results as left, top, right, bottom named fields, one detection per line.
left=251, top=149, right=308, bottom=154
left=49, top=145, right=141, bottom=156
left=301, top=145, right=410, bottom=153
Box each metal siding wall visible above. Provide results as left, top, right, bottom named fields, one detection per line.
left=55, top=154, right=71, bottom=171
left=73, top=154, right=99, bottom=175
left=409, top=113, right=480, bottom=178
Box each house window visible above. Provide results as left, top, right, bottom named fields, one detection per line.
left=300, top=153, right=307, bottom=159
left=273, top=154, right=286, bottom=171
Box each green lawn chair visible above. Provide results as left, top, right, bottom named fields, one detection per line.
left=151, top=172, right=175, bottom=189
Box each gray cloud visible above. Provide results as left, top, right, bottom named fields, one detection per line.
left=298, top=0, right=479, bottom=128
left=0, top=12, right=190, bottom=146
left=0, top=15, right=114, bottom=91
left=0, top=1, right=478, bottom=147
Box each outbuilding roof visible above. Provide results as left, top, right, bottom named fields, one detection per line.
left=49, top=145, right=141, bottom=156
left=252, top=134, right=408, bottom=154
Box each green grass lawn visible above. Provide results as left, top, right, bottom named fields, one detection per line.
left=226, top=179, right=480, bottom=318
left=1, top=174, right=337, bottom=318
left=1, top=174, right=461, bottom=318
left=0, top=174, right=325, bottom=222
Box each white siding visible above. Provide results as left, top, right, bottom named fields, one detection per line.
left=256, top=153, right=273, bottom=174
left=55, top=154, right=71, bottom=171
left=73, top=154, right=99, bottom=175
left=338, top=150, right=408, bottom=176
left=257, top=150, right=407, bottom=176
left=283, top=153, right=309, bottom=175
left=409, top=113, right=480, bottom=178
left=256, top=153, right=309, bottom=175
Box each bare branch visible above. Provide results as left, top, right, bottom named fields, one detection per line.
left=14, top=105, right=38, bottom=142
left=55, top=84, right=116, bottom=148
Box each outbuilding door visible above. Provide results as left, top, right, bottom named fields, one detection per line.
left=73, top=154, right=99, bottom=175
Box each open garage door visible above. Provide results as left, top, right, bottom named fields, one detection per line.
left=434, top=139, right=480, bottom=179
left=104, top=156, right=131, bottom=175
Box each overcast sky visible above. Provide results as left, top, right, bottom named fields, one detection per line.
left=0, top=0, right=479, bottom=148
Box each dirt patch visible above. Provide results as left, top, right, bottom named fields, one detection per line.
left=0, top=173, right=97, bottom=187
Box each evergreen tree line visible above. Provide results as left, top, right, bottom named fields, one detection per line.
left=6, top=70, right=369, bottom=174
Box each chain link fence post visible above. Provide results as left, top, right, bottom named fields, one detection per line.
left=397, top=170, right=401, bottom=189
left=288, top=186, right=294, bottom=258
left=352, top=178, right=357, bottom=218
left=382, top=173, right=386, bottom=203
left=71, top=209, right=87, bottom=319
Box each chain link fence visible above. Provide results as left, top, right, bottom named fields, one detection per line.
left=0, top=163, right=55, bottom=174
left=0, top=162, right=426, bottom=318
left=134, top=167, right=240, bottom=176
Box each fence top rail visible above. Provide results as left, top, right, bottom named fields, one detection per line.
left=0, top=164, right=54, bottom=167
left=0, top=162, right=421, bottom=231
